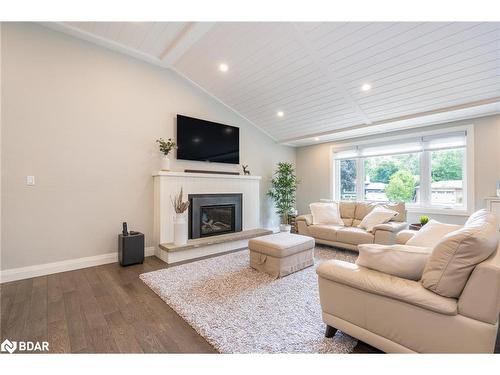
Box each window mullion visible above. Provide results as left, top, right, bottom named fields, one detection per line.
left=420, top=151, right=431, bottom=206
left=356, top=158, right=364, bottom=201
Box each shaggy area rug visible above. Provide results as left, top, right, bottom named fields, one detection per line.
left=140, top=245, right=358, bottom=353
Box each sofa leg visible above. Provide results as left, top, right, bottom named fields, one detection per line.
left=325, top=325, right=337, bottom=338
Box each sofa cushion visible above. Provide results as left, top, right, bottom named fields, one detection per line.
left=336, top=227, right=374, bottom=245
left=339, top=201, right=356, bottom=226
left=358, top=206, right=398, bottom=232
left=309, top=202, right=344, bottom=226
left=357, top=244, right=433, bottom=281
left=248, top=233, right=315, bottom=258
left=307, top=224, right=343, bottom=242
left=421, top=210, right=499, bottom=298
left=317, top=260, right=457, bottom=315
left=381, top=202, right=406, bottom=222
left=353, top=202, right=376, bottom=227
left=406, top=220, right=461, bottom=248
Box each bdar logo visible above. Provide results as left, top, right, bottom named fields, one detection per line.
left=1, top=339, right=17, bottom=354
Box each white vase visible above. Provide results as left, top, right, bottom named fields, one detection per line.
left=161, top=155, right=171, bottom=171
left=280, top=224, right=292, bottom=233
left=173, top=214, right=188, bottom=246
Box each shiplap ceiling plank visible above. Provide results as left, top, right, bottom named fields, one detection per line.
left=58, top=22, right=500, bottom=145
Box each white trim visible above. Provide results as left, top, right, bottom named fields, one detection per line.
left=405, top=207, right=470, bottom=216
left=160, top=23, right=215, bottom=65
left=0, top=247, right=156, bottom=283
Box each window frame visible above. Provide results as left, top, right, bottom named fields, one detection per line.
left=331, top=125, right=474, bottom=216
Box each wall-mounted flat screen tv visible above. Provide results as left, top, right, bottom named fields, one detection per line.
left=176, top=114, right=240, bottom=164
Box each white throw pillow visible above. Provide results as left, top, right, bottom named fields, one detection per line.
left=356, top=244, right=433, bottom=280
left=309, top=202, right=344, bottom=226
left=406, top=219, right=461, bottom=248
left=358, top=206, right=398, bottom=232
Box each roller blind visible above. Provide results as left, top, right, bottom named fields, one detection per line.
left=333, top=131, right=466, bottom=159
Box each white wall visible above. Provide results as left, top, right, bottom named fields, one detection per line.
left=0, top=23, right=295, bottom=270
left=296, top=115, right=500, bottom=225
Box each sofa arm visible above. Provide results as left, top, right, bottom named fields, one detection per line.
left=372, top=222, right=408, bottom=245
left=296, top=214, right=313, bottom=226
left=316, top=260, right=457, bottom=315
left=373, top=221, right=408, bottom=233
left=458, top=253, right=500, bottom=324
left=396, top=229, right=417, bottom=244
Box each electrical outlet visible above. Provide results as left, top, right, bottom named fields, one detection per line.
left=26, top=176, right=35, bottom=186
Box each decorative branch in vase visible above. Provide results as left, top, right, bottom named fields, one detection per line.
left=156, top=137, right=176, bottom=171
left=171, top=188, right=190, bottom=246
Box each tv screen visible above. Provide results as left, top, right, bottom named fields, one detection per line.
left=176, top=115, right=240, bottom=164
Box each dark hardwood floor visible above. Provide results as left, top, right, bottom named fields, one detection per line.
left=0, top=255, right=497, bottom=354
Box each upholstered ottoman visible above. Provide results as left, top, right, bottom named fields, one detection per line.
left=248, top=232, right=315, bottom=278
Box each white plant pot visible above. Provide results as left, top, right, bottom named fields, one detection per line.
left=173, top=214, right=188, bottom=246
left=280, top=224, right=292, bottom=233
left=161, top=155, right=171, bottom=171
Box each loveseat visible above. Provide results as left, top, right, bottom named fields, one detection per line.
left=316, top=210, right=500, bottom=353
left=296, top=201, right=407, bottom=251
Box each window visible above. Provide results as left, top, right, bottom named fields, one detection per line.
left=333, top=129, right=470, bottom=212
left=363, top=153, right=420, bottom=203
left=430, top=148, right=465, bottom=208
left=340, top=159, right=357, bottom=201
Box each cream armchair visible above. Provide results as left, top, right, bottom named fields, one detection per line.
left=316, top=231, right=500, bottom=353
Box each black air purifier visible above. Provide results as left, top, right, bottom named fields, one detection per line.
left=118, top=232, right=145, bottom=266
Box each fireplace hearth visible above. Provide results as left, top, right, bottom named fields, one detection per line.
left=188, top=194, right=242, bottom=239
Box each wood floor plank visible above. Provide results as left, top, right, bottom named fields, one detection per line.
left=104, top=310, right=144, bottom=353
left=48, top=319, right=71, bottom=353
left=63, top=288, right=93, bottom=353
left=24, top=276, right=48, bottom=345
left=72, top=270, right=119, bottom=353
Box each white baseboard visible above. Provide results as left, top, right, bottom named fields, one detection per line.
left=0, top=246, right=156, bottom=283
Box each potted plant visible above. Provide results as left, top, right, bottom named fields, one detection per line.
left=420, top=215, right=429, bottom=226
left=171, top=188, right=190, bottom=245
left=267, top=162, right=300, bottom=232
left=410, top=215, right=429, bottom=231
left=156, top=138, right=176, bottom=171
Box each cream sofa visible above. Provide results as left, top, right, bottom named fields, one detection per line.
left=296, top=201, right=407, bottom=251
left=316, top=212, right=500, bottom=353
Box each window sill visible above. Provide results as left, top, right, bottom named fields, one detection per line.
left=406, top=206, right=470, bottom=216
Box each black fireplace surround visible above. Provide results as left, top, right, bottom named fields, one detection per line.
left=188, top=193, right=242, bottom=239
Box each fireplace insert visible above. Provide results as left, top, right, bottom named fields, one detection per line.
left=188, top=194, right=242, bottom=239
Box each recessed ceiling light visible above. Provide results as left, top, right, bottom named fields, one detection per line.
left=314, top=137, right=320, bottom=141
left=277, top=111, right=284, bottom=117
left=361, top=83, right=372, bottom=91
left=219, top=63, right=229, bottom=72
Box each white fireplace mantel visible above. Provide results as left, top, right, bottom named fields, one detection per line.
left=153, top=171, right=261, bottom=263
left=152, top=171, right=261, bottom=180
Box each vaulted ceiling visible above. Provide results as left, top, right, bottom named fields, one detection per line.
left=46, top=22, right=500, bottom=146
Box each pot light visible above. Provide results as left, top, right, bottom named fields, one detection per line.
left=314, top=137, right=320, bottom=141
left=219, top=63, right=229, bottom=72
left=361, top=83, right=372, bottom=91
left=277, top=111, right=284, bottom=117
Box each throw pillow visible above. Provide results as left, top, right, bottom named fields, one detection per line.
left=309, top=202, right=344, bottom=226
left=357, top=244, right=433, bottom=281
left=406, top=219, right=461, bottom=248
left=421, top=210, right=499, bottom=298
left=358, top=206, right=398, bottom=232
